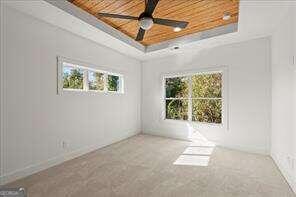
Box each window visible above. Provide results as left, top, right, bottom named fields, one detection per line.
left=58, top=57, right=123, bottom=94
left=165, top=77, right=189, bottom=120
left=191, top=73, right=222, bottom=123
left=107, top=74, right=119, bottom=92
left=164, top=71, right=223, bottom=124
left=88, top=71, right=104, bottom=91
left=63, top=64, right=84, bottom=90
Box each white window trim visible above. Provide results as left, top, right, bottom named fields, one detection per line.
left=161, top=66, right=229, bottom=129
left=57, top=56, right=124, bottom=95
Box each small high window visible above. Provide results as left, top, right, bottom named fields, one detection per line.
left=63, top=64, right=84, bottom=90
left=88, top=71, right=104, bottom=91
left=107, top=75, right=120, bottom=92
left=58, top=57, right=123, bottom=94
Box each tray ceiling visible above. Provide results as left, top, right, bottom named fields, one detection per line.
left=68, top=0, right=239, bottom=46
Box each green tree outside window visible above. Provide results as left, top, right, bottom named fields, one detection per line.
left=108, top=75, right=119, bottom=91
left=165, top=72, right=222, bottom=123
left=63, top=67, right=83, bottom=89
left=89, top=71, right=104, bottom=91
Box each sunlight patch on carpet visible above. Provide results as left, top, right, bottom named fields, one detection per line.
left=173, top=155, right=210, bottom=166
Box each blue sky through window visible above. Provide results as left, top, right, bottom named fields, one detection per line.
left=88, top=71, right=96, bottom=82
left=63, top=66, right=72, bottom=75
left=63, top=63, right=83, bottom=76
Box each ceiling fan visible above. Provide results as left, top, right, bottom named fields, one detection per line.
left=97, top=0, right=189, bottom=41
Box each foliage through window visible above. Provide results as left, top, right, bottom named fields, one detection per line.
left=165, top=77, right=189, bottom=120
left=88, top=71, right=104, bottom=91
left=61, top=61, right=123, bottom=93
left=165, top=72, right=222, bottom=124
left=107, top=75, right=119, bottom=92
left=63, top=66, right=84, bottom=90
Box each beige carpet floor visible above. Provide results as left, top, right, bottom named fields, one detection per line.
left=4, top=134, right=295, bottom=197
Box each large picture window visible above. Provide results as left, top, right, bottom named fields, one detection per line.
left=165, top=71, right=222, bottom=124
left=58, top=57, right=123, bottom=94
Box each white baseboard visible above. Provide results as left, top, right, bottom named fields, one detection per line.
left=271, top=153, right=296, bottom=193
left=218, top=144, right=269, bottom=155
left=142, top=130, right=268, bottom=155
left=0, top=131, right=139, bottom=185
left=142, top=130, right=189, bottom=142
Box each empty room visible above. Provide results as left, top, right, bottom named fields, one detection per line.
left=0, top=0, right=296, bottom=196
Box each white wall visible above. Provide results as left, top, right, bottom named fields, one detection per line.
left=270, top=6, right=296, bottom=192
left=2, top=0, right=295, bottom=191
left=142, top=38, right=271, bottom=154
left=0, top=5, right=141, bottom=184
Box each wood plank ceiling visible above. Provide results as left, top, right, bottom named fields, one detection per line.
left=68, top=0, right=239, bottom=46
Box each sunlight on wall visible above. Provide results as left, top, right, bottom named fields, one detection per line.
left=174, top=123, right=216, bottom=166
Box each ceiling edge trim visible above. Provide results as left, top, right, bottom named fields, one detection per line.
left=146, top=23, right=238, bottom=53
left=45, top=0, right=145, bottom=52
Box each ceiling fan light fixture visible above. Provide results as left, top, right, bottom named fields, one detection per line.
left=139, top=17, right=153, bottom=30
left=173, top=27, right=182, bottom=32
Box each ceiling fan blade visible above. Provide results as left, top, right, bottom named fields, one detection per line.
left=154, top=18, right=189, bottom=29
left=145, top=0, right=159, bottom=15
left=135, top=28, right=145, bottom=41
left=97, top=13, right=138, bottom=20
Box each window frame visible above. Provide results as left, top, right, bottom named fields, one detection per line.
left=162, top=66, right=228, bottom=128
left=57, top=56, right=124, bottom=95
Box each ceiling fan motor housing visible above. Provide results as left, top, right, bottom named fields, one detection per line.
left=138, top=12, right=154, bottom=30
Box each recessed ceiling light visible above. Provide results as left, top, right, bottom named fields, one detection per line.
left=173, top=27, right=182, bottom=32
left=222, top=12, right=231, bottom=21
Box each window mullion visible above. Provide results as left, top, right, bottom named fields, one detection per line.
left=103, top=73, right=108, bottom=92
left=83, top=69, right=89, bottom=91
left=119, top=76, right=123, bottom=93
left=188, top=76, right=192, bottom=121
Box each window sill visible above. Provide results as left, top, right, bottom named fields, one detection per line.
left=60, top=89, right=124, bottom=95
left=161, top=118, right=224, bottom=127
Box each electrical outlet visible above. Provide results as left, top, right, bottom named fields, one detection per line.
left=286, top=156, right=295, bottom=170
left=287, top=156, right=291, bottom=167
left=61, top=141, right=69, bottom=149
